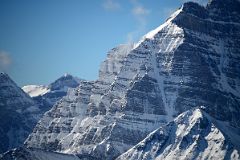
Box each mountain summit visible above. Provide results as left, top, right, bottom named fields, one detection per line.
left=22, top=74, right=83, bottom=109
left=3, top=0, right=240, bottom=159
left=117, top=108, right=240, bottom=160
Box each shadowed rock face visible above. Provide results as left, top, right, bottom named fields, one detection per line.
left=24, top=0, right=240, bottom=159
left=0, top=73, right=41, bottom=154
left=171, top=1, right=240, bottom=127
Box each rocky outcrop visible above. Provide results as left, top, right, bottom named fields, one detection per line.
left=116, top=108, right=240, bottom=160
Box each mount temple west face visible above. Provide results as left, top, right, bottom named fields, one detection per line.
left=1, top=0, right=240, bottom=160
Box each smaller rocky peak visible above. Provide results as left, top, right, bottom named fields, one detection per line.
left=116, top=107, right=240, bottom=160
left=59, top=73, right=74, bottom=80
left=174, top=107, right=206, bottom=124
left=0, top=72, right=11, bottom=82
left=0, top=72, right=20, bottom=90
left=49, top=74, right=81, bottom=91
left=63, top=73, right=71, bottom=78
left=0, top=72, right=7, bottom=76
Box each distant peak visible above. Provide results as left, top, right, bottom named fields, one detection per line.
left=0, top=72, right=10, bottom=79
left=0, top=72, right=7, bottom=75
left=55, top=73, right=77, bottom=81
left=48, top=73, right=81, bottom=91
left=63, top=73, right=72, bottom=77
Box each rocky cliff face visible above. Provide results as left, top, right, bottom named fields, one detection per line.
left=0, top=73, right=41, bottom=153
left=24, top=0, right=240, bottom=159
left=116, top=108, right=240, bottom=160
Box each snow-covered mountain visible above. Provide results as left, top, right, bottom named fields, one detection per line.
left=48, top=73, right=82, bottom=91
left=22, top=74, right=83, bottom=109
left=0, top=73, right=82, bottom=154
left=116, top=108, right=240, bottom=160
left=20, top=0, right=240, bottom=159
left=0, top=73, right=42, bottom=154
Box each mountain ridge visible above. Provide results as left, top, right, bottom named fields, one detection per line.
left=22, top=74, right=83, bottom=113
left=0, top=72, right=41, bottom=153
left=24, top=1, right=240, bottom=159
left=0, top=73, right=83, bottom=154
left=2, top=108, right=239, bottom=160
left=116, top=108, right=240, bottom=160
left=1, top=0, right=240, bottom=159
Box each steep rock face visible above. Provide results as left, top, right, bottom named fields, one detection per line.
left=0, top=73, right=41, bottom=153
left=99, top=44, right=134, bottom=84
left=117, top=108, right=240, bottom=160
left=171, top=0, right=240, bottom=126
left=25, top=0, right=240, bottom=159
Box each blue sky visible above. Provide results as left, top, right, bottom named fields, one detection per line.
left=0, top=0, right=208, bottom=86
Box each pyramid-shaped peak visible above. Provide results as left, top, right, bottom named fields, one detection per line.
left=49, top=73, right=81, bottom=90
left=0, top=72, right=16, bottom=85
left=56, top=73, right=77, bottom=81
left=63, top=73, right=72, bottom=77
left=0, top=72, right=9, bottom=78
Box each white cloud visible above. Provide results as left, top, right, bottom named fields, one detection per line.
left=0, top=51, right=11, bottom=72
left=127, top=0, right=151, bottom=43
left=131, top=0, right=150, bottom=19
left=132, top=6, right=150, bottom=16
left=102, top=0, right=121, bottom=11
left=163, top=7, right=176, bottom=17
